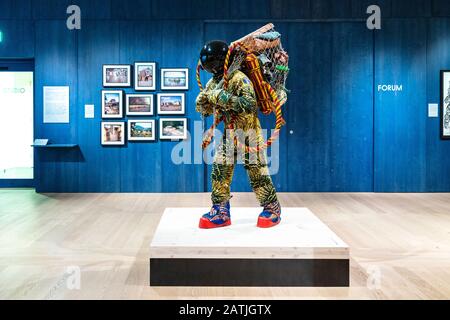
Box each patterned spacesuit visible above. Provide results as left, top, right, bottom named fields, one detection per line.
left=196, top=70, right=278, bottom=207
left=196, top=43, right=281, bottom=229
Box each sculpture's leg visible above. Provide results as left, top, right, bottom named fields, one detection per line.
left=242, top=123, right=281, bottom=228
left=199, top=135, right=235, bottom=229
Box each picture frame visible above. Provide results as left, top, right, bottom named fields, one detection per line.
left=161, top=68, right=189, bottom=90
left=101, top=122, right=125, bottom=145
left=134, top=62, right=156, bottom=91
left=102, top=90, right=123, bottom=118
left=157, top=93, right=185, bottom=115
left=128, top=120, right=156, bottom=141
left=126, top=94, right=154, bottom=116
left=103, top=65, right=131, bottom=87
left=159, top=118, right=188, bottom=140
left=441, top=70, right=450, bottom=140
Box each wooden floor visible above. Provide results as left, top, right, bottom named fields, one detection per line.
left=0, top=189, right=449, bottom=300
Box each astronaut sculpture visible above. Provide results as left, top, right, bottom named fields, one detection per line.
left=195, top=24, right=289, bottom=229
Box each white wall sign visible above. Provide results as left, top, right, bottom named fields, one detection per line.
left=43, top=86, right=70, bottom=123
left=428, top=104, right=439, bottom=118
left=85, top=104, right=94, bottom=118
left=377, top=84, right=403, bottom=92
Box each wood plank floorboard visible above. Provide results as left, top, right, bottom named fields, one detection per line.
left=0, top=190, right=449, bottom=299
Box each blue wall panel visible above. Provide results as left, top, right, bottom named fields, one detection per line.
left=110, top=0, right=154, bottom=20
left=284, top=22, right=374, bottom=192
left=111, top=0, right=272, bottom=20
left=227, top=0, right=271, bottom=20
left=0, top=20, right=34, bottom=58
left=118, top=21, right=164, bottom=192
left=32, top=0, right=111, bottom=20
left=70, top=19, right=204, bottom=193
left=0, top=0, right=32, bottom=19
left=432, top=0, right=450, bottom=17
left=1, top=0, right=450, bottom=193
left=286, top=23, right=333, bottom=191
left=311, top=0, right=353, bottom=19
left=426, top=18, right=450, bottom=191
left=157, top=20, right=204, bottom=192
left=77, top=20, right=121, bottom=192
left=110, top=0, right=311, bottom=21
left=330, top=23, right=373, bottom=191
left=374, top=19, right=427, bottom=192
left=269, top=0, right=311, bottom=19
left=391, top=0, right=431, bottom=18
left=34, top=20, right=79, bottom=192
left=351, top=0, right=392, bottom=18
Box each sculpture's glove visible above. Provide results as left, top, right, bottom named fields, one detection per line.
left=195, top=91, right=214, bottom=117
left=196, top=91, right=210, bottom=105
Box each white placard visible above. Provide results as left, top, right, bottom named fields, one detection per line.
left=85, top=104, right=94, bottom=118
left=428, top=104, right=439, bottom=118
left=43, top=86, right=69, bottom=123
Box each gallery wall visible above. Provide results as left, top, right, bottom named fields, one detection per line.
left=0, top=0, right=449, bottom=193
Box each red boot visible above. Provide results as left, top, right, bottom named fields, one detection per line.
left=199, top=201, right=231, bottom=229
left=257, top=201, right=281, bottom=228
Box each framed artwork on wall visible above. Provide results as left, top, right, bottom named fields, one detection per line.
left=128, top=120, right=156, bottom=141
left=101, top=122, right=125, bottom=145
left=134, top=62, right=156, bottom=91
left=103, top=65, right=131, bottom=87
left=441, top=70, right=450, bottom=140
left=159, top=118, right=188, bottom=140
left=161, top=68, right=189, bottom=90
left=157, top=93, right=185, bottom=115
left=126, top=94, right=154, bottom=116
left=102, top=90, right=123, bottom=118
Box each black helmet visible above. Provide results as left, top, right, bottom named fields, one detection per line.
left=200, top=40, right=229, bottom=76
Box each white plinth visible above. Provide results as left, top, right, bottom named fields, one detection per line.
left=151, top=207, right=349, bottom=260
left=150, top=208, right=350, bottom=287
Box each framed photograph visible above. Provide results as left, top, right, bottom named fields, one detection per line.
left=126, top=94, right=154, bottom=116
left=103, top=65, right=131, bottom=87
left=157, top=93, right=185, bottom=115
left=441, top=70, right=450, bottom=140
left=134, top=62, right=156, bottom=91
left=102, top=90, right=123, bottom=118
left=101, top=122, right=125, bottom=145
left=128, top=120, right=156, bottom=141
left=159, top=118, right=188, bottom=140
left=161, top=68, right=189, bottom=90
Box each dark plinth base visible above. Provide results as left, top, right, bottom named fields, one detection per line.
left=150, top=258, right=349, bottom=287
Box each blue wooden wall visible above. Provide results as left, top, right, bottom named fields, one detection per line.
left=0, top=0, right=449, bottom=193
left=374, top=19, right=427, bottom=192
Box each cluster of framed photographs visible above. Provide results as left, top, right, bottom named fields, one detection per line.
left=102, top=64, right=189, bottom=91
left=101, top=91, right=185, bottom=118
left=101, top=118, right=188, bottom=145
left=101, top=63, right=189, bottom=145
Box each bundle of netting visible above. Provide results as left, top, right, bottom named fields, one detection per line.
left=226, top=23, right=289, bottom=114
left=197, top=23, right=290, bottom=153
